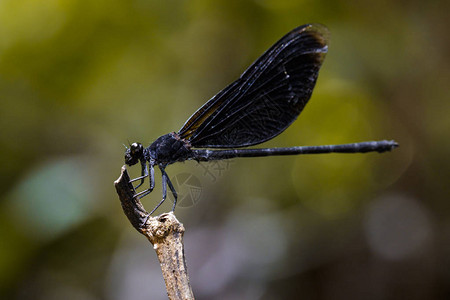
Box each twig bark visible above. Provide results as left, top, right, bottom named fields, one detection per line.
left=115, top=165, right=194, bottom=300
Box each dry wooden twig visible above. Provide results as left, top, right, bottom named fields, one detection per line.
left=115, top=165, right=194, bottom=300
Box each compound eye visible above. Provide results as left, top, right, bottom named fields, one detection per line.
left=130, top=142, right=143, bottom=154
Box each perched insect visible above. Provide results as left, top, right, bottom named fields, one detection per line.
left=124, top=24, right=398, bottom=214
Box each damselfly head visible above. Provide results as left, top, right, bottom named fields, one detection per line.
left=124, top=142, right=144, bottom=166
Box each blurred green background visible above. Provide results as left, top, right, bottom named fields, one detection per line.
left=1, top=0, right=449, bottom=299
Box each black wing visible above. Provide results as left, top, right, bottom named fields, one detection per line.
left=178, top=24, right=329, bottom=148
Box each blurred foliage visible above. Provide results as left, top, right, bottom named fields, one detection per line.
left=1, top=0, right=449, bottom=299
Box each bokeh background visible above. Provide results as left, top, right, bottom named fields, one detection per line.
left=1, top=0, right=449, bottom=299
